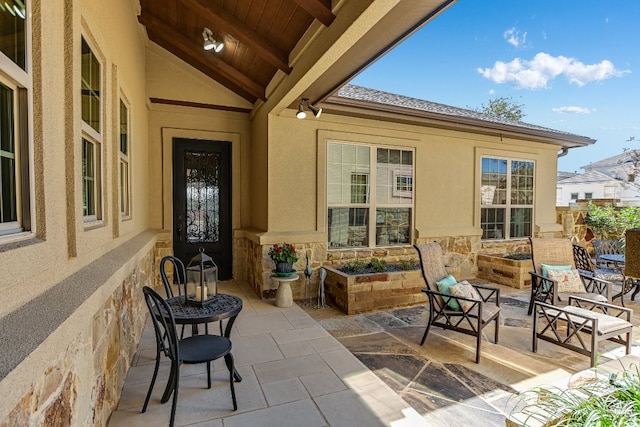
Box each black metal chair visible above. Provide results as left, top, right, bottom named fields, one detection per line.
left=142, top=286, right=237, bottom=427
left=160, top=255, right=188, bottom=298
left=414, top=243, right=500, bottom=363
left=572, top=243, right=634, bottom=305
left=160, top=256, right=191, bottom=337
left=592, top=239, right=622, bottom=268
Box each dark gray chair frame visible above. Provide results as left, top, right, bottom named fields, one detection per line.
left=414, top=243, right=500, bottom=363
left=533, top=295, right=633, bottom=367
left=592, top=239, right=623, bottom=268
left=528, top=238, right=611, bottom=315
left=573, top=243, right=633, bottom=306
left=142, top=286, right=237, bottom=427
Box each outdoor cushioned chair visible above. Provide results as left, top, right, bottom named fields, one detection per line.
left=533, top=296, right=633, bottom=367
left=414, top=243, right=500, bottom=363
left=142, top=286, right=237, bottom=427
left=528, top=238, right=612, bottom=315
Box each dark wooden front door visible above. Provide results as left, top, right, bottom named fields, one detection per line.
left=172, top=138, right=232, bottom=280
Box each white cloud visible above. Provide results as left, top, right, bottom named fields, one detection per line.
left=503, top=27, right=527, bottom=47
left=552, top=106, right=594, bottom=114
left=477, top=52, right=626, bottom=89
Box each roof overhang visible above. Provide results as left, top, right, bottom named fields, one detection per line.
left=323, top=95, right=597, bottom=149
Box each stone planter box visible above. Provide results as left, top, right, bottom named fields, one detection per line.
left=477, top=254, right=532, bottom=289
left=322, top=265, right=426, bottom=315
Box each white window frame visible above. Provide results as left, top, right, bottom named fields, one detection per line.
left=80, top=35, right=103, bottom=223
left=118, top=96, right=131, bottom=219
left=327, top=141, right=414, bottom=249
left=0, top=0, right=32, bottom=240
left=480, top=156, right=535, bottom=240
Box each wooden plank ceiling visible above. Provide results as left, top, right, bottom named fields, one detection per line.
left=138, top=0, right=335, bottom=103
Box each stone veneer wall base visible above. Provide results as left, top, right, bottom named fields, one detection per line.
left=0, top=230, right=158, bottom=426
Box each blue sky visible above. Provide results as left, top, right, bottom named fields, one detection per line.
left=351, top=0, right=640, bottom=173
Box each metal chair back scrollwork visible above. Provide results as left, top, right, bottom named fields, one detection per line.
left=592, top=239, right=622, bottom=268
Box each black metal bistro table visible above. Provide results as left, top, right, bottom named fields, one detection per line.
left=600, top=253, right=625, bottom=266
left=599, top=254, right=640, bottom=302
left=166, top=293, right=243, bottom=338
left=160, top=293, right=243, bottom=402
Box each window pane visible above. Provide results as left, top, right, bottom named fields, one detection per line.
left=82, top=138, right=95, bottom=216
left=481, top=158, right=507, bottom=205
left=328, top=207, right=368, bottom=248
left=510, top=208, right=532, bottom=238
left=0, top=82, right=17, bottom=223
left=481, top=207, right=505, bottom=239
left=350, top=173, right=368, bottom=203
left=511, top=161, right=534, bottom=205
left=377, top=147, right=413, bottom=204
left=1, top=156, right=17, bottom=222
left=327, top=143, right=370, bottom=204
left=120, top=160, right=129, bottom=215
left=81, top=38, right=101, bottom=133
left=0, top=0, right=26, bottom=70
left=376, top=208, right=411, bottom=245
left=119, top=100, right=128, bottom=154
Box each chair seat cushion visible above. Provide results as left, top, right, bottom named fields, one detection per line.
left=180, top=335, right=232, bottom=364
left=594, top=267, right=624, bottom=282
left=469, top=302, right=501, bottom=321
left=561, top=306, right=633, bottom=335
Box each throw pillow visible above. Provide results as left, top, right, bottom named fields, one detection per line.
left=541, top=263, right=572, bottom=278
left=448, top=280, right=482, bottom=312
left=436, top=274, right=461, bottom=311
left=547, top=269, right=585, bottom=293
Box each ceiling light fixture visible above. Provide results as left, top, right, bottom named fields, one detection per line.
left=296, top=98, right=322, bottom=119
left=202, top=27, right=223, bottom=53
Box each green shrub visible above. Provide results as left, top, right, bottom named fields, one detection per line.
left=368, top=258, right=387, bottom=273
left=341, top=259, right=367, bottom=274
left=399, top=258, right=419, bottom=270
left=585, top=202, right=640, bottom=242
left=510, top=364, right=640, bottom=426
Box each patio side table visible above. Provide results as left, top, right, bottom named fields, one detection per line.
left=272, top=273, right=299, bottom=308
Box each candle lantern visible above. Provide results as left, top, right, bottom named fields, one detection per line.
left=185, top=247, right=218, bottom=306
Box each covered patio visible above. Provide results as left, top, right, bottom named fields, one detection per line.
left=109, top=279, right=640, bottom=426
left=0, top=1, right=606, bottom=425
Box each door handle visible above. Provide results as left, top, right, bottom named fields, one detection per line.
left=176, top=215, right=184, bottom=242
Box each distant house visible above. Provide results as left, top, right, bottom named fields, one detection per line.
left=557, top=150, right=640, bottom=206
left=556, top=170, right=625, bottom=206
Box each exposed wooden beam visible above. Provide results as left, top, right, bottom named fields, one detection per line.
left=149, top=98, right=252, bottom=113
left=294, top=0, right=335, bottom=27
left=178, top=0, right=293, bottom=74
left=139, top=13, right=266, bottom=102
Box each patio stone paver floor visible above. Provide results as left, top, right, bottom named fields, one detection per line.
left=303, top=281, right=640, bottom=426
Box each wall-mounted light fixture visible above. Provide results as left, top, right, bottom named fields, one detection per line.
left=202, top=27, right=224, bottom=53
left=296, top=98, right=322, bottom=119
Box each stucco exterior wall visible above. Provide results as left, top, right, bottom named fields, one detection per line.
left=0, top=0, right=155, bottom=425
left=239, top=110, right=566, bottom=298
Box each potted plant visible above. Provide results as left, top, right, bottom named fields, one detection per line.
left=268, top=243, right=299, bottom=276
